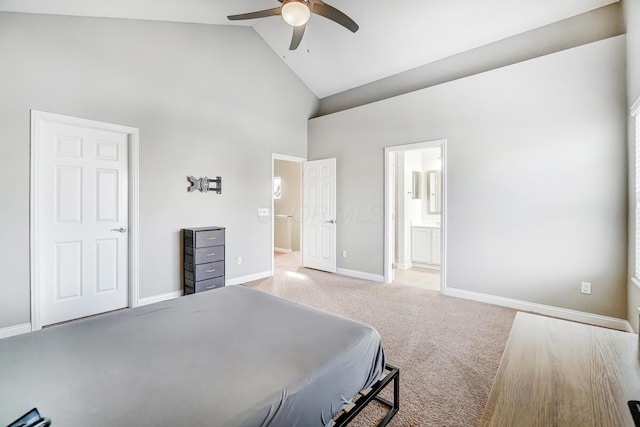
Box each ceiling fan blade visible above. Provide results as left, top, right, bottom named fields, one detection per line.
left=227, top=7, right=281, bottom=21
left=289, top=24, right=307, bottom=50
left=311, top=1, right=359, bottom=33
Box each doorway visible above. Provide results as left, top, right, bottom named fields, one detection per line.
left=30, top=111, right=140, bottom=330
left=384, top=140, right=446, bottom=292
left=272, top=154, right=305, bottom=274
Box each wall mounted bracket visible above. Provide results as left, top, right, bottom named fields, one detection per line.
left=187, top=176, right=222, bottom=194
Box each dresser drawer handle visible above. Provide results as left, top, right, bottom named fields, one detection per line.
left=206, top=237, right=217, bottom=240
left=206, top=269, right=216, bottom=273
left=206, top=285, right=217, bottom=289
left=205, top=253, right=216, bottom=257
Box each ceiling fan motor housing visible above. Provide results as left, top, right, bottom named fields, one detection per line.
left=281, top=0, right=311, bottom=27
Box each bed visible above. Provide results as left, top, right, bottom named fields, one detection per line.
left=0, top=285, right=398, bottom=426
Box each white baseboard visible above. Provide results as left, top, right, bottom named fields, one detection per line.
left=138, top=290, right=182, bottom=307
left=0, top=322, right=32, bottom=339
left=445, top=287, right=633, bottom=332
left=139, top=272, right=274, bottom=305
left=274, top=247, right=292, bottom=253
left=336, top=268, right=384, bottom=283
left=396, top=262, right=412, bottom=270
left=226, top=271, right=272, bottom=286
left=412, top=262, right=441, bottom=270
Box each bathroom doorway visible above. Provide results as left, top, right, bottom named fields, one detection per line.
left=384, top=140, right=446, bottom=292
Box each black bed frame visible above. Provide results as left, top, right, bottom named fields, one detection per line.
left=334, top=363, right=400, bottom=427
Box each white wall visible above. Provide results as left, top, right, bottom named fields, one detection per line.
left=0, top=12, right=318, bottom=330
left=404, top=151, right=423, bottom=226
left=309, top=36, right=627, bottom=319
left=421, top=148, right=442, bottom=224
left=394, top=154, right=407, bottom=268
left=625, top=0, right=640, bottom=331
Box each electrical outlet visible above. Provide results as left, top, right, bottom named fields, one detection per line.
left=581, top=281, right=591, bottom=295
left=237, top=257, right=242, bottom=265
left=342, top=250, right=347, bottom=258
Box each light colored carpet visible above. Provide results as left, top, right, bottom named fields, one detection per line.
left=246, top=252, right=516, bottom=426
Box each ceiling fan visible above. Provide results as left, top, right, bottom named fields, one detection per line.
left=227, top=0, right=359, bottom=51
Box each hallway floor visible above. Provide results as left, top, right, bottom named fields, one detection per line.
left=274, top=251, right=301, bottom=272
left=393, top=267, right=441, bottom=292
left=274, top=252, right=440, bottom=292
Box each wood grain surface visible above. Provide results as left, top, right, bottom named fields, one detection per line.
left=480, top=312, right=640, bottom=427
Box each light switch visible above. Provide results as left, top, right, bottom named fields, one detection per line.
left=257, top=207, right=269, bottom=217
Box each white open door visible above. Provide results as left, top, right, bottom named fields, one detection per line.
left=302, top=158, right=336, bottom=273
left=32, top=112, right=132, bottom=327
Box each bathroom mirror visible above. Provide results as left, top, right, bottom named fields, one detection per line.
left=427, top=170, right=441, bottom=214
left=411, top=171, right=421, bottom=199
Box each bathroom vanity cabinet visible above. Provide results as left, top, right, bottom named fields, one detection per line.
left=411, top=225, right=441, bottom=268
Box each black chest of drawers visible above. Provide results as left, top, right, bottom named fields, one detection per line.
left=183, top=227, right=225, bottom=294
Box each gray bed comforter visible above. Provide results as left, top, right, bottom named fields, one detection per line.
left=0, top=285, right=385, bottom=426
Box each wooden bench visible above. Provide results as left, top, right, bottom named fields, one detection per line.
left=480, top=312, right=640, bottom=427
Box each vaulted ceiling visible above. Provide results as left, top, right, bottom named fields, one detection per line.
left=0, top=0, right=617, bottom=98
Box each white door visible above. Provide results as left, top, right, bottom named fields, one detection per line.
left=302, top=158, right=336, bottom=273
left=36, top=116, right=129, bottom=326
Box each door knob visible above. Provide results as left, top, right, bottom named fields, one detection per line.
left=110, top=227, right=127, bottom=233
left=325, top=219, right=336, bottom=224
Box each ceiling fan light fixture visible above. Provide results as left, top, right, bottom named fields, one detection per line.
left=281, top=1, right=311, bottom=27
